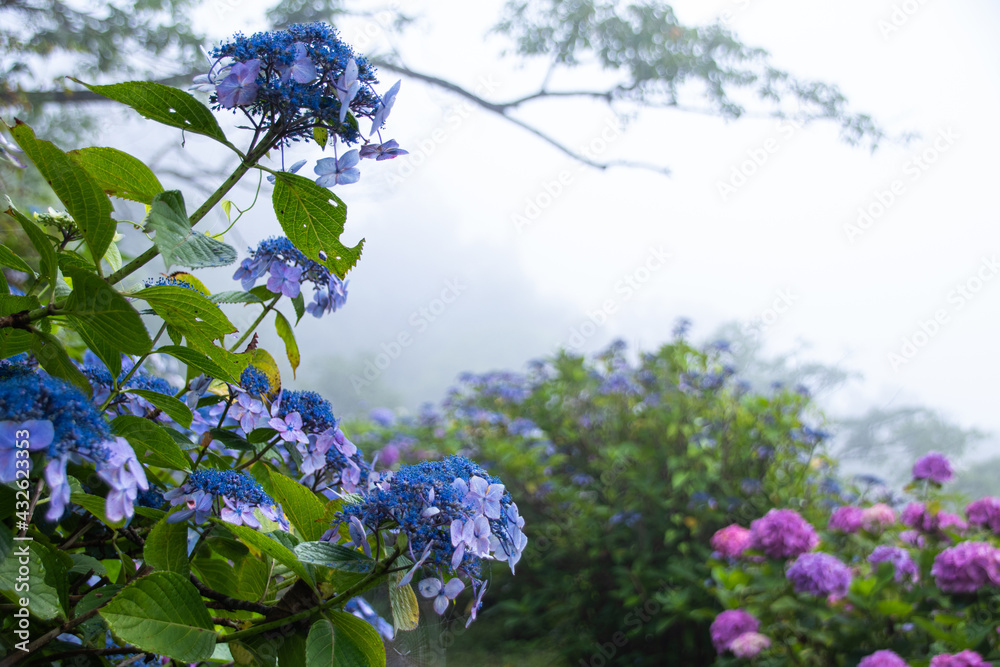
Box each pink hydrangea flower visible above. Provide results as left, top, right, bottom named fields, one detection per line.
left=749, top=509, right=819, bottom=559
left=711, top=524, right=751, bottom=558
left=929, top=650, right=990, bottom=667
left=861, top=503, right=896, bottom=531
left=859, top=649, right=909, bottom=667
left=730, top=632, right=770, bottom=658
left=829, top=506, right=864, bottom=533
left=710, top=610, right=759, bottom=654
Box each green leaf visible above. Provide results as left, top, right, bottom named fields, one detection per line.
left=0, top=540, right=67, bottom=620
left=274, top=311, right=300, bottom=378
left=145, top=519, right=191, bottom=576
left=389, top=571, right=420, bottom=632
left=124, top=389, right=193, bottom=428
left=6, top=203, right=56, bottom=288
left=5, top=120, right=116, bottom=260
left=192, top=557, right=240, bottom=598
left=0, top=294, right=38, bottom=358
left=157, top=344, right=237, bottom=383
left=100, top=571, right=216, bottom=663
left=236, top=556, right=270, bottom=603
left=222, top=522, right=314, bottom=587
left=221, top=200, right=233, bottom=221
left=64, top=268, right=152, bottom=357
left=272, top=173, right=363, bottom=279
left=112, top=415, right=191, bottom=471
left=209, top=290, right=266, bottom=305
left=31, top=330, right=91, bottom=392
left=0, top=242, right=35, bottom=276
left=69, top=553, right=107, bottom=577
left=312, top=125, right=329, bottom=150
left=264, top=468, right=326, bottom=541
left=72, top=80, right=230, bottom=145
left=293, top=542, right=375, bottom=574
left=145, top=191, right=238, bottom=269
left=136, top=285, right=237, bottom=344
left=105, top=239, right=123, bottom=272
left=71, top=492, right=124, bottom=528
left=306, top=618, right=335, bottom=667
left=67, top=146, right=164, bottom=204
left=327, top=609, right=386, bottom=667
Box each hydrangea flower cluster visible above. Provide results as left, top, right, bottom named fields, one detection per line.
left=901, top=502, right=967, bottom=537
left=828, top=505, right=864, bottom=533
left=912, top=451, right=954, bottom=484
left=232, top=236, right=347, bottom=318
left=966, top=497, right=1000, bottom=533
left=710, top=524, right=751, bottom=558
left=82, top=365, right=178, bottom=422
left=335, top=456, right=526, bottom=623
left=785, top=552, right=852, bottom=598
left=748, top=508, right=819, bottom=559
left=929, top=651, right=990, bottom=667
left=868, top=545, right=918, bottom=584
left=931, top=541, right=1000, bottom=594
left=165, top=468, right=287, bottom=530
left=859, top=650, right=909, bottom=667
left=730, top=632, right=771, bottom=659
left=710, top=609, right=762, bottom=655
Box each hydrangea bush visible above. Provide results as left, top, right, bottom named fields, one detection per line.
left=0, top=24, right=513, bottom=666
left=344, top=334, right=842, bottom=665
left=708, top=452, right=1000, bottom=665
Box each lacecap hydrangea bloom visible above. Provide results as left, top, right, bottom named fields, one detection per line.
left=966, top=497, right=1000, bottom=534
left=912, top=451, right=954, bottom=484
left=786, top=552, right=852, bottom=598
left=233, top=236, right=348, bottom=318
left=710, top=609, right=759, bottom=654
left=929, top=651, right=990, bottom=667
left=868, top=545, right=918, bottom=584
left=931, top=541, right=1000, bottom=594
left=165, top=468, right=287, bottom=530
left=749, top=508, right=819, bottom=559
left=710, top=524, right=751, bottom=558
left=858, top=650, right=910, bottom=667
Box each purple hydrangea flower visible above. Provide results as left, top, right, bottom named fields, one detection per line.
left=369, top=80, right=400, bottom=137
left=730, top=632, right=770, bottom=659
left=829, top=506, right=864, bottom=533
left=359, top=139, right=408, bottom=161
left=266, top=263, right=303, bottom=298
left=710, top=609, right=759, bottom=654
left=859, top=650, right=910, bottom=667
left=749, top=509, right=819, bottom=559
left=315, top=150, right=360, bottom=187
left=786, top=552, right=852, bottom=598
left=44, top=456, right=72, bottom=522
left=930, top=651, right=990, bottom=667
left=98, top=437, right=149, bottom=523
left=418, top=577, right=465, bottom=615
left=966, top=497, right=1000, bottom=533
left=913, top=451, right=954, bottom=484
left=932, top=542, right=1000, bottom=593
left=0, top=420, right=53, bottom=482
left=869, top=545, right=918, bottom=584
left=335, top=58, right=360, bottom=124
left=216, top=59, right=261, bottom=108
left=269, top=411, right=309, bottom=444
left=861, top=503, right=896, bottom=531
left=279, top=42, right=316, bottom=84
left=710, top=524, right=751, bottom=559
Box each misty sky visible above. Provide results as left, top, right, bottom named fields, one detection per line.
left=89, top=0, right=1000, bottom=461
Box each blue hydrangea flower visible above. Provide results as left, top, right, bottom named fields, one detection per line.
left=0, top=353, right=35, bottom=380
left=239, top=365, right=272, bottom=397
left=0, top=420, right=53, bottom=483
left=314, top=149, right=360, bottom=187
left=97, top=437, right=149, bottom=523
left=418, top=576, right=465, bottom=615
left=165, top=468, right=286, bottom=530
left=359, top=140, right=408, bottom=161
left=277, top=390, right=338, bottom=432
left=142, top=276, right=199, bottom=291
left=232, top=237, right=348, bottom=318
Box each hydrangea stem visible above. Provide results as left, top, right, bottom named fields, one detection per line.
left=229, top=295, right=281, bottom=352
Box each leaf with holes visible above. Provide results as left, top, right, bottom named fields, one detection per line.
left=135, top=285, right=237, bottom=345
left=272, top=172, right=363, bottom=279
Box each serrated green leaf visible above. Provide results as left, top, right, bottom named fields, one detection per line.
left=145, top=519, right=190, bottom=576
left=157, top=344, right=237, bottom=383
left=389, top=571, right=420, bottom=632
left=0, top=540, right=66, bottom=620
left=236, top=556, right=270, bottom=603
left=274, top=311, right=300, bottom=378
left=31, top=330, right=91, bottom=392
left=136, top=285, right=237, bottom=344
left=73, top=80, right=230, bottom=145
left=100, top=571, right=216, bottom=662
left=112, top=415, right=191, bottom=471
left=293, top=542, right=375, bottom=574
left=328, top=609, right=386, bottom=667
left=145, top=191, right=237, bottom=269
left=306, top=618, right=335, bottom=667
left=64, top=269, right=151, bottom=358
left=192, top=557, right=239, bottom=597
left=70, top=554, right=107, bottom=577
left=125, top=388, right=193, bottom=428
left=209, top=290, right=266, bottom=305
left=68, top=146, right=164, bottom=204
left=222, top=521, right=314, bottom=587
left=57, top=250, right=94, bottom=274
left=5, top=120, right=116, bottom=260
left=272, top=173, right=363, bottom=279
left=71, top=492, right=124, bottom=528
left=0, top=242, right=34, bottom=276
left=6, top=203, right=56, bottom=288
left=264, top=468, right=326, bottom=541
